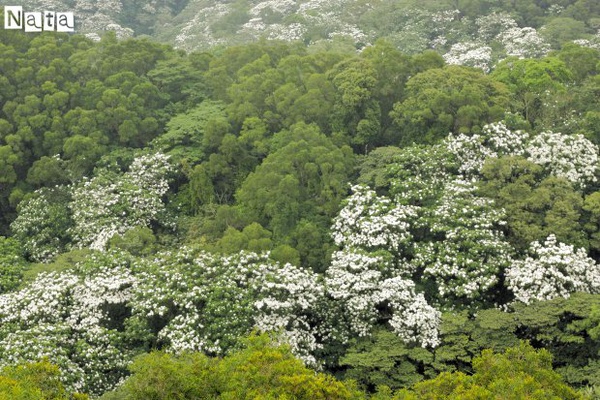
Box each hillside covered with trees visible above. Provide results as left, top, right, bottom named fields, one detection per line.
left=1, top=0, right=600, bottom=398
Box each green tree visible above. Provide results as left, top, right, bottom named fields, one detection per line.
left=361, top=40, right=412, bottom=141
left=395, top=342, right=584, bottom=400
left=0, top=236, right=26, bottom=294
left=553, top=43, right=600, bottom=84
left=100, top=352, right=217, bottom=400
left=540, top=17, right=590, bottom=49
left=0, top=360, right=88, bottom=400
left=236, top=122, right=353, bottom=242
left=329, top=57, right=381, bottom=151
left=491, top=57, right=572, bottom=127
left=102, top=334, right=363, bottom=400
left=479, top=156, right=587, bottom=253
left=391, top=65, right=509, bottom=145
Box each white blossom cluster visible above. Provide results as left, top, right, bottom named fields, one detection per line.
left=326, top=249, right=392, bottom=338
left=431, top=9, right=460, bottom=25
left=573, top=30, right=600, bottom=50
left=438, top=11, right=549, bottom=69
left=241, top=20, right=308, bottom=42
left=328, top=183, right=442, bottom=347
left=128, top=251, right=226, bottom=355
left=298, top=0, right=369, bottom=46
left=389, top=144, right=458, bottom=206
left=129, top=250, right=325, bottom=365
left=0, top=256, right=136, bottom=395
left=266, top=23, right=307, bottom=41
left=0, top=247, right=332, bottom=391
left=250, top=0, right=297, bottom=16
left=443, top=41, right=492, bottom=72
left=526, top=132, right=599, bottom=187
left=506, top=235, right=600, bottom=304
left=445, top=122, right=529, bottom=177
left=254, top=261, right=325, bottom=366
left=330, top=25, right=369, bottom=45
left=416, top=9, right=464, bottom=55
left=382, top=281, right=441, bottom=348
left=475, top=12, right=518, bottom=41
left=325, top=249, right=440, bottom=347
left=10, top=188, right=69, bottom=262
left=414, top=179, right=512, bottom=301
left=171, top=0, right=373, bottom=51
left=174, top=3, right=231, bottom=51
left=331, top=185, right=419, bottom=250
left=498, top=26, right=550, bottom=59
left=69, top=152, right=174, bottom=250
left=445, top=123, right=599, bottom=187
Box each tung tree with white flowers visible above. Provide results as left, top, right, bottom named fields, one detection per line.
left=506, top=235, right=600, bottom=304
left=0, top=251, right=136, bottom=396
left=69, top=152, right=175, bottom=251
left=326, top=184, right=441, bottom=348
left=413, top=178, right=513, bottom=305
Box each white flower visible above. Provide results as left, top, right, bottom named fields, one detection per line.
left=507, top=235, right=600, bottom=304
left=526, top=132, right=598, bottom=188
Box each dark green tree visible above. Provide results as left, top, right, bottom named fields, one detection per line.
left=391, top=65, right=509, bottom=145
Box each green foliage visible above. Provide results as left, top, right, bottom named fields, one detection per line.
left=0, top=236, right=26, bottom=294
left=396, top=342, right=584, bottom=400
left=236, top=122, right=353, bottom=267
left=340, top=294, right=600, bottom=394
left=340, top=329, right=436, bottom=391
left=491, top=57, right=573, bottom=127
left=541, top=17, right=590, bottom=48
left=480, top=156, right=587, bottom=253
left=391, top=65, right=509, bottom=144
left=108, top=227, right=157, bottom=257
left=1, top=11, right=600, bottom=399
left=10, top=186, right=73, bottom=262
left=553, top=43, right=600, bottom=84
left=100, top=352, right=216, bottom=400
left=0, top=360, right=88, bottom=400
left=329, top=57, right=381, bottom=151
left=0, top=30, right=191, bottom=232
left=103, top=334, right=363, bottom=400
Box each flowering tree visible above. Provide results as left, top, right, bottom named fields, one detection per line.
left=0, top=251, right=136, bottom=395
left=573, top=29, right=600, bottom=51
left=69, top=152, right=174, bottom=250
left=331, top=185, right=419, bottom=251
left=0, top=247, right=329, bottom=394
left=444, top=122, right=598, bottom=189
left=11, top=152, right=175, bottom=260
left=386, top=144, right=458, bottom=206
left=506, top=235, right=600, bottom=304
left=444, top=13, right=550, bottom=69
left=325, top=249, right=440, bottom=347
left=445, top=122, right=529, bottom=177
left=413, top=179, right=513, bottom=305
left=327, top=185, right=441, bottom=348
left=443, top=42, right=492, bottom=72
left=526, top=132, right=598, bottom=188
left=498, top=27, right=550, bottom=59
left=10, top=187, right=73, bottom=262
left=128, top=250, right=325, bottom=366
left=475, top=12, right=518, bottom=42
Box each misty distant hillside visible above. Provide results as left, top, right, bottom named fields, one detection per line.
left=2, top=0, right=599, bottom=56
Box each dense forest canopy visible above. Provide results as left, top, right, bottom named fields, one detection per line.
left=0, top=0, right=600, bottom=398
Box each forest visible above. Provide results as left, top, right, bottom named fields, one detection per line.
left=1, top=0, right=600, bottom=398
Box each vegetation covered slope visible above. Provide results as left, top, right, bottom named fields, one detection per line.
left=0, top=2, right=600, bottom=398
left=0, top=0, right=599, bottom=55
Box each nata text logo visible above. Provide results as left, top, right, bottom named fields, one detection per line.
left=3, top=6, right=74, bottom=32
